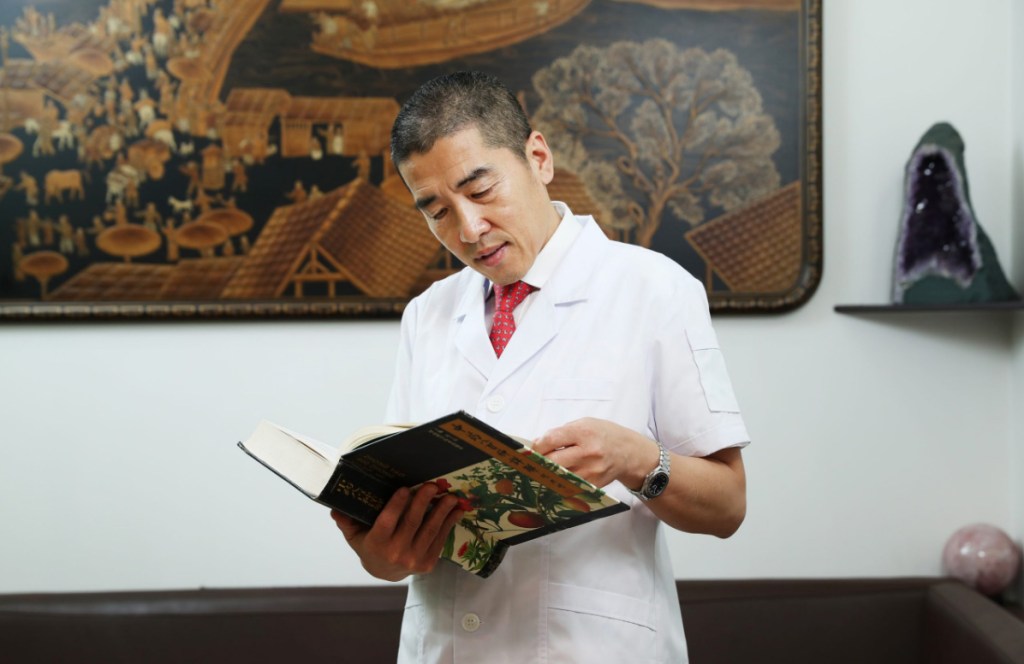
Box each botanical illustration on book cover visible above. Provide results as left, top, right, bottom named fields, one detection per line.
left=429, top=449, right=617, bottom=574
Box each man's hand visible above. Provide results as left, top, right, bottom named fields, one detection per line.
left=532, top=417, right=746, bottom=538
left=331, top=483, right=464, bottom=582
left=531, top=417, right=657, bottom=490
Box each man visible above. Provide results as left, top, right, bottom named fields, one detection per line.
left=332, top=71, right=749, bottom=663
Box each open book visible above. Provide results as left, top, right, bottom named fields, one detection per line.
left=239, top=411, right=628, bottom=577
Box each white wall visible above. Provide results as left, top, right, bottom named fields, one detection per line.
left=1011, top=0, right=1024, bottom=568
left=0, top=0, right=1020, bottom=592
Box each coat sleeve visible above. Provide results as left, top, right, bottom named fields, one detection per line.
left=649, top=273, right=750, bottom=457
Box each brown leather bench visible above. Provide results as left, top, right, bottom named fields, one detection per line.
left=2, top=578, right=1022, bottom=663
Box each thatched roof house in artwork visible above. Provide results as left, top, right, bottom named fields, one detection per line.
left=221, top=179, right=439, bottom=299
left=48, top=180, right=439, bottom=302
left=49, top=263, right=176, bottom=301
left=48, top=257, right=247, bottom=302
left=685, top=182, right=803, bottom=293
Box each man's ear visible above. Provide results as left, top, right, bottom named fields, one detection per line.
left=525, top=130, right=555, bottom=185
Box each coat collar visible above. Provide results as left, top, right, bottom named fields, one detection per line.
left=451, top=216, right=610, bottom=384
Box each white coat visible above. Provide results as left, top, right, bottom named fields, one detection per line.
left=387, top=209, right=749, bottom=664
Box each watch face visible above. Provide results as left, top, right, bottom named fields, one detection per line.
left=645, top=471, right=670, bottom=498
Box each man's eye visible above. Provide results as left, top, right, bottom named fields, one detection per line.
left=471, top=187, right=493, bottom=200
left=429, top=209, right=447, bottom=222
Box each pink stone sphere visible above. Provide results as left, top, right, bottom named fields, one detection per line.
left=942, top=523, right=1021, bottom=596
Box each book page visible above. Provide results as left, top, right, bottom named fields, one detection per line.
left=241, top=421, right=340, bottom=496
left=339, top=423, right=414, bottom=454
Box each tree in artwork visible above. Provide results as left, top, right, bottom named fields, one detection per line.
left=532, top=38, right=782, bottom=246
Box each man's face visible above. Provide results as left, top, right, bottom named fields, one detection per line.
left=397, top=126, right=560, bottom=286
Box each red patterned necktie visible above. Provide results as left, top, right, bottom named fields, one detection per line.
left=490, top=280, right=536, bottom=358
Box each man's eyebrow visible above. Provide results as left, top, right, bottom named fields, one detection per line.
left=414, top=166, right=493, bottom=211
left=455, top=166, right=492, bottom=190
left=414, top=194, right=436, bottom=211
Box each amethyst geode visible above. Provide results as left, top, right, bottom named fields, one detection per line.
left=892, top=123, right=1018, bottom=304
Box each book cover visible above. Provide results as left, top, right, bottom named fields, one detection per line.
left=239, top=411, right=629, bottom=577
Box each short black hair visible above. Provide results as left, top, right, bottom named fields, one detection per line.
left=391, top=71, right=532, bottom=167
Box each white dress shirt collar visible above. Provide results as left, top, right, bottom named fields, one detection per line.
left=485, top=200, right=582, bottom=297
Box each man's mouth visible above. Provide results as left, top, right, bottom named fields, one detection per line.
left=476, top=243, right=507, bottom=267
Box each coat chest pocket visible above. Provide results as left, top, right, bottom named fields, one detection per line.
left=540, top=379, right=617, bottom=424
left=543, top=379, right=616, bottom=401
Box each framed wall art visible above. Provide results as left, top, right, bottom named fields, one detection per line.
left=0, top=0, right=821, bottom=320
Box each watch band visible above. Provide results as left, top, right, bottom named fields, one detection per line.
left=629, top=439, right=670, bottom=501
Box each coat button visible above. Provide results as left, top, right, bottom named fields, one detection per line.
left=486, top=395, right=505, bottom=413
left=461, top=612, right=481, bottom=632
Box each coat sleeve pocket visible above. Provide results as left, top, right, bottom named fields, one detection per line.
left=692, top=348, right=740, bottom=413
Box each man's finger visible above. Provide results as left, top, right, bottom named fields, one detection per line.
left=412, top=493, right=460, bottom=552
left=426, top=507, right=465, bottom=561
left=531, top=428, right=572, bottom=456
left=332, top=510, right=376, bottom=548
left=392, top=482, right=440, bottom=542
left=363, top=486, right=412, bottom=546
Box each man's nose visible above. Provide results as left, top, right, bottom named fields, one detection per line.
left=458, top=207, right=488, bottom=243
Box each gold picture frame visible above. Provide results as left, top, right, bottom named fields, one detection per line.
left=0, top=0, right=821, bottom=320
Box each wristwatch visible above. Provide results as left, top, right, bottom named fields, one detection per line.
left=629, top=439, right=671, bottom=500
